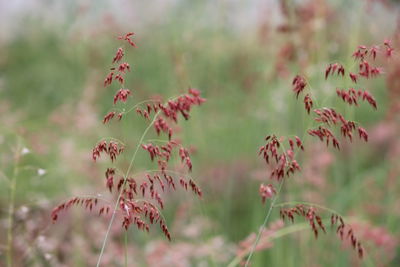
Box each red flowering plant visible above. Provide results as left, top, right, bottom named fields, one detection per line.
left=51, top=32, right=205, bottom=265
left=243, top=40, right=395, bottom=266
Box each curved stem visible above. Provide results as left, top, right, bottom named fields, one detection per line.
left=124, top=231, right=128, bottom=267
left=143, top=139, right=170, bottom=144
left=96, top=94, right=183, bottom=265
left=243, top=178, right=285, bottom=267
left=122, top=99, right=159, bottom=115
left=7, top=140, right=21, bottom=267
left=96, top=111, right=160, bottom=267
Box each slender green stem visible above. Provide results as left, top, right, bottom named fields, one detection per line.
left=144, top=139, right=170, bottom=144
left=7, top=140, right=21, bottom=267
left=124, top=231, right=128, bottom=267
left=121, top=99, right=158, bottom=115
left=104, top=99, right=157, bottom=116
left=124, top=112, right=161, bottom=179
left=244, top=178, right=285, bottom=267
left=96, top=111, right=160, bottom=267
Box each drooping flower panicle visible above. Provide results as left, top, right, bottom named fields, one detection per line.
left=258, top=135, right=303, bottom=181
left=280, top=205, right=364, bottom=259
left=292, top=75, right=307, bottom=99
left=254, top=39, right=394, bottom=262
left=53, top=33, right=205, bottom=243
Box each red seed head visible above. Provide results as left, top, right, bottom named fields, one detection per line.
left=113, top=89, right=131, bottom=104
left=292, top=75, right=307, bottom=98
left=259, top=184, right=276, bottom=204
left=112, top=47, right=124, bottom=63
left=349, top=72, right=358, bottom=83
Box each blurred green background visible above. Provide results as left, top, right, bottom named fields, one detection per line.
left=1, top=0, right=399, bottom=266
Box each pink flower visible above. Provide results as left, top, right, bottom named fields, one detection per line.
left=113, top=89, right=131, bottom=104
left=292, top=75, right=307, bottom=98
left=112, top=47, right=124, bottom=63
left=259, top=184, right=276, bottom=204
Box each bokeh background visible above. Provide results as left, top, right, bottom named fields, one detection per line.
left=1, top=0, right=400, bottom=266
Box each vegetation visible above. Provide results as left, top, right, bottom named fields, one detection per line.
left=0, top=1, right=399, bottom=266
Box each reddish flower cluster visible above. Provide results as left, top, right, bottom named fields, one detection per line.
left=352, top=42, right=393, bottom=79
left=154, top=117, right=172, bottom=139
left=331, top=214, right=364, bottom=259
left=179, top=146, right=193, bottom=172
left=103, top=111, right=123, bottom=124
left=384, top=40, right=394, bottom=57
left=113, top=88, right=131, bottom=104
left=352, top=45, right=373, bottom=61
left=136, top=106, right=152, bottom=120
left=313, top=108, right=346, bottom=126
left=51, top=197, right=110, bottom=222
left=120, top=200, right=170, bottom=240
left=105, top=168, right=116, bottom=192
left=142, top=141, right=176, bottom=161
left=103, top=111, right=116, bottom=123
left=92, top=140, right=124, bottom=162
left=307, top=108, right=367, bottom=149
left=291, top=75, right=313, bottom=116
left=103, top=34, right=136, bottom=108
left=280, top=205, right=363, bottom=258
left=104, top=72, right=114, bottom=87
left=118, top=62, right=130, bottom=73
left=141, top=140, right=193, bottom=172
left=90, top=33, right=205, bottom=243
left=114, top=74, right=124, bottom=84
left=292, top=75, right=307, bottom=98
left=136, top=90, right=204, bottom=116
left=252, top=40, right=394, bottom=264
left=188, top=179, right=202, bottom=197
left=303, top=94, right=313, bottom=114
left=54, top=33, right=205, bottom=245
left=159, top=89, right=205, bottom=122
left=336, top=88, right=377, bottom=109
left=136, top=89, right=205, bottom=140
left=358, top=127, right=368, bottom=142
left=325, top=63, right=345, bottom=80
left=112, top=48, right=124, bottom=64
left=349, top=72, right=358, bottom=83
left=112, top=169, right=202, bottom=240
left=370, top=45, right=379, bottom=60
left=359, top=60, right=383, bottom=78
left=118, top=32, right=137, bottom=47
left=308, top=126, right=340, bottom=150
left=280, top=205, right=325, bottom=238
left=258, top=135, right=303, bottom=181
left=259, top=184, right=276, bottom=204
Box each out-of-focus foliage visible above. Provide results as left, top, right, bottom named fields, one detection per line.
left=0, top=0, right=399, bottom=266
